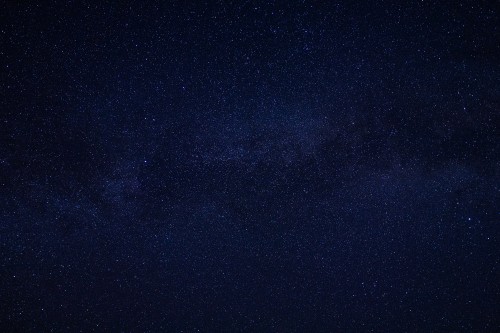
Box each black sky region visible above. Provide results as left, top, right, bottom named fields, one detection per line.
left=1, top=1, right=499, bottom=332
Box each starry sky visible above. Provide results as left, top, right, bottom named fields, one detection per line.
left=1, top=1, right=499, bottom=332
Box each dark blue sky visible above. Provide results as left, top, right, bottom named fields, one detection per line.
left=1, top=1, right=499, bottom=331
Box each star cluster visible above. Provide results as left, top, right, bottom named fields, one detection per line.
left=1, top=1, right=499, bottom=331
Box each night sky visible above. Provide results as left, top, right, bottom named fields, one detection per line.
left=1, top=1, right=499, bottom=332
